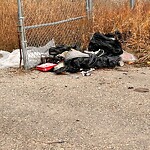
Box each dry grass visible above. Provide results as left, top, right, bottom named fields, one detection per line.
left=94, top=0, right=150, bottom=63
left=0, top=0, right=18, bottom=51
left=0, top=0, right=150, bottom=63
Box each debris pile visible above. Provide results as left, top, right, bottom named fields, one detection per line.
left=37, top=32, right=124, bottom=74
left=0, top=32, right=137, bottom=73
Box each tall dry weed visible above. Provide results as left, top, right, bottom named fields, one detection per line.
left=0, top=0, right=18, bottom=51
left=93, top=0, right=150, bottom=62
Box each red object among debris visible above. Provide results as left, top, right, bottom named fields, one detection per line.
left=36, top=63, right=57, bottom=72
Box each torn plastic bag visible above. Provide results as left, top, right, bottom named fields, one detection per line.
left=27, top=39, right=56, bottom=68
left=0, top=50, right=22, bottom=69
left=88, top=32, right=123, bottom=56
left=120, top=50, right=137, bottom=63
left=59, top=49, right=89, bottom=60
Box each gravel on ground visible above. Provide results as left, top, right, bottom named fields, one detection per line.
left=0, top=66, right=150, bottom=150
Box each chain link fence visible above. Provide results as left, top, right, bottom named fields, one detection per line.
left=17, top=0, right=92, bottom=69
left=3, top=0, right=149, bottom=68
left=0, top=0, right=136, bottom=53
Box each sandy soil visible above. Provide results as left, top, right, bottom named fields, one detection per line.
left=0, top=66, right=150, bottom=150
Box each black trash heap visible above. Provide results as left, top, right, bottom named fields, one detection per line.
left=47, top=32, right=124, bottom=74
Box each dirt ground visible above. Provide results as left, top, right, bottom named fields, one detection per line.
left=0, top=66, right=150, bottom=150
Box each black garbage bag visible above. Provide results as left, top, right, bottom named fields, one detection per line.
left=49, top=45, right=71, bottom=57
left=49, top=44, right=81, bottom=57
left=95, top=55, right=121, bottom=68
left=64, top=56, right=93, bottom=73
left=63, top=54, right=121, bottom=73
left=88, top=32, right=123, bottom=56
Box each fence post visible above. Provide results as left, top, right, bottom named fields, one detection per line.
left=86, top=0, right=93, bottom=39
left=17, top=0, right=28, bottom=69
left=130, top=0, right=135, bottom=9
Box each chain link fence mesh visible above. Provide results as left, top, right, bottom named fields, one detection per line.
left=23, top=0, right=88, bottom=46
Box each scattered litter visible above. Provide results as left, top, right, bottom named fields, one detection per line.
left=81, top=70, right=91, bottom=76
left=134, top=88, right=149, bottom=93
left=81, top=68, right=95, bottom=76
left=120, top=50, right=137, bottom=64
left=41, top=54, right=52, bottom=64
left=128, top=87, right=134, bottom=89
left=36, top=63, right=57, bottom=72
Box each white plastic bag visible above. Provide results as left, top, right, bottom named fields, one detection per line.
left=120, top=50, right=137, bottom=63
left=0, top=39, right=55, bottom=69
